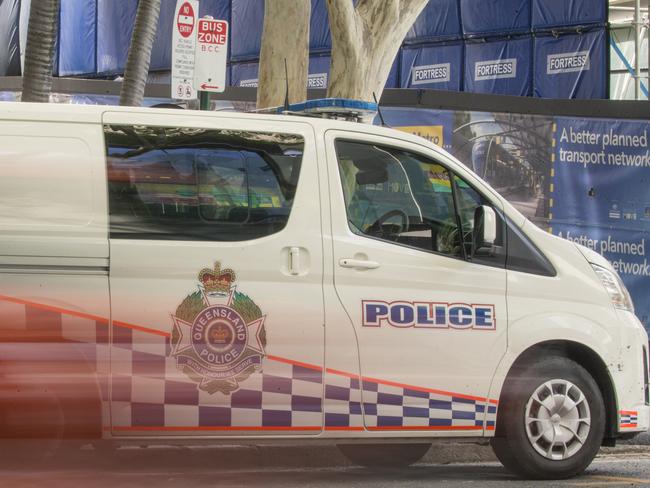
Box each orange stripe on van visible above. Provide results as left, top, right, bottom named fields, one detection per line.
left=111, top=319, right=171, bottom=338
left=266, top=354, right=323, bottom=371
left=0, top=293, right=108, bottom=323
left=360, top=375, right=496, bottom=404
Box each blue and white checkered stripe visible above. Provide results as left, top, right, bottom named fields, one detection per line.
left=1, top=297, right=498, bottom=432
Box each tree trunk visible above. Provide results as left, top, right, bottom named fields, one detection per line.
left=256, top=0, right=310, bottom=109
left=21, top=0, right=60, bottom=103
left=326, top=0, right=427, bottom=102
left=119, top=0, right=162, bottom=107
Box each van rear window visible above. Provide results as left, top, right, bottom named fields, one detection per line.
left=104, top=125, right=304, bottom=241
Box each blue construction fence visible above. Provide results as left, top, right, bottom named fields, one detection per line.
left=0, top=0, right=608, bottom=99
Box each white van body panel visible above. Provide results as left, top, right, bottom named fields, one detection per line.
left=0, top=103, right=647, bottom=442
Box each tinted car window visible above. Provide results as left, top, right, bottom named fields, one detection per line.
left=335, top=140, right=463, bottom=257
left=105, top=125, right=304, bottom=241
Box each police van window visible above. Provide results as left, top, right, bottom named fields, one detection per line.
left=104, top=125, right=304, bottom=241
left=335, top=140, right=463, bottom=258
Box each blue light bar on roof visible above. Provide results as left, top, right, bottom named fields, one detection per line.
left=259, top=98, right=378, bottom=122
left=282, top=98, right=377, bottom=114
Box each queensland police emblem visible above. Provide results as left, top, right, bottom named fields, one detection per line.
left=170, top=262, right=266, bottom=394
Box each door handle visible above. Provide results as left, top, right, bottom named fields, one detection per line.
left=289, top=246, right=300, bottom=275
left=339, top=258, right=380, bottom=269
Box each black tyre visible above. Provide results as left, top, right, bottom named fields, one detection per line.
left=491, top=356, right=605, bottom=479
left=338, top=443, right=431, bottom=468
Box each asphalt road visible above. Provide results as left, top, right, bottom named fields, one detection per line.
left=2, top=443, right=650, bottom=488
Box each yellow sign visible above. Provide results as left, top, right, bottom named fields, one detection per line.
left=396, top=125, right=444, bottom=148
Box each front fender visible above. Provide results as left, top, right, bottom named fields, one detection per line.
left=488, top=312, right=619, bottom=411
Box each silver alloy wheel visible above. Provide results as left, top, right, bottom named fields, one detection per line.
left=524, top=379, right=591, bottom=461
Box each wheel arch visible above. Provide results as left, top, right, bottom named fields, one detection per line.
left=494, top=340, right=618, bottom=442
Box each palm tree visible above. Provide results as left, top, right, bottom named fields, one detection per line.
left=21, top=0, right=60, bottom=103
left=119, top=0, right=162, bottom=106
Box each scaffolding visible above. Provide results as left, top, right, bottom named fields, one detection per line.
left=610, top=0, right=650, bottom=99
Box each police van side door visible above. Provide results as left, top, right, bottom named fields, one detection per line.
left=326, top=130, right=506, bottom=435
left=103, top=112, right=325, bottom=436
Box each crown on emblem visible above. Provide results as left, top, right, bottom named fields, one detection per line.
left=209, top=325, right=230, bottom=344
left=198, top=262, right=237, bottom=295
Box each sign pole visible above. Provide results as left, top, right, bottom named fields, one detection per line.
left=199, top=91, right=210, bottom=110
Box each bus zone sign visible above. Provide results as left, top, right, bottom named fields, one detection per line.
left=193, top=18, right=229, bottom=93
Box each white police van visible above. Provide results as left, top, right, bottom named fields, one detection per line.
left=0, top=101, right=647, bottom=479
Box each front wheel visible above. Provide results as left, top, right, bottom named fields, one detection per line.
left=491, top=357, right=605, bottom=479
left=338, top=443, right=431, bottom=468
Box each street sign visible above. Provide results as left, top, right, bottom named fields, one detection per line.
left=194, top=17, right=229, bottom=93
left=171, top=0, right=199, bottom=100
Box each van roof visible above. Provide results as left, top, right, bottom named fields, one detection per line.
left=0, top=101, right=524, bottom=226
left=0, top=101, right=439, bottom=154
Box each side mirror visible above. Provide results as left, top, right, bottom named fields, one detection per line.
left=472, top=205, right=497, bottom=256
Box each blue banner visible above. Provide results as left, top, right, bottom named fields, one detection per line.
left=405, top=0, right=462, bottom=43
left=58, top=0, right=97, bottom=76
left=534, top=29, right=607, bottom=99
left=96, top=0, right=138, bottom=75
left=308, top=55, right=330, bottom=90
left=461, top=0, right=531, bottom=36
left=464, top=36, right=532, bottom=96
left=310, top=0, right=331, bottom=52
left=552, top=117, right=650, bottom=328
left=231, top=56, right=329, bottom=90
left=532, top=0, right=607, bottom=30
left=0, top=0, right=20, bottom=76
left=150, top=0, right=175, bottom=71
left=230, top=0, right=263, bottom=61
left=400, top=42, right=463, bottom=91
left=385, top=52, right=399, bottom=89
left=230, top=61, right=259, bottom=87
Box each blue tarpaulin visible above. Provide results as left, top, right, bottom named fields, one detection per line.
left=150, top=0, right=175, bottom=71
left=400, top=42, right=463, bottom=91
left=464, top=36, right=532, bottom=96
left=385, top=52, right=399, bottom=89
left=0, top=0, right=20, bottom=76
left=231, top=56, right=330, bottom=89
left=534, top=29, right=606, bottom=99
left=404, top=0, right=462, bottom=43
left=199, top=0, right=231, bottom=20
left=96, top=0, right=138, bottom=75
left=58, top=0, right=97, bottom=76
left=310, top=0, right=331, bottom=52
left=532, top=0, right=607, bottom=30
left=461, top=0, right=531, bottom=36
left=230, top=0, right=263, bottom=61
left=230, top=61, right=259, bottom=87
